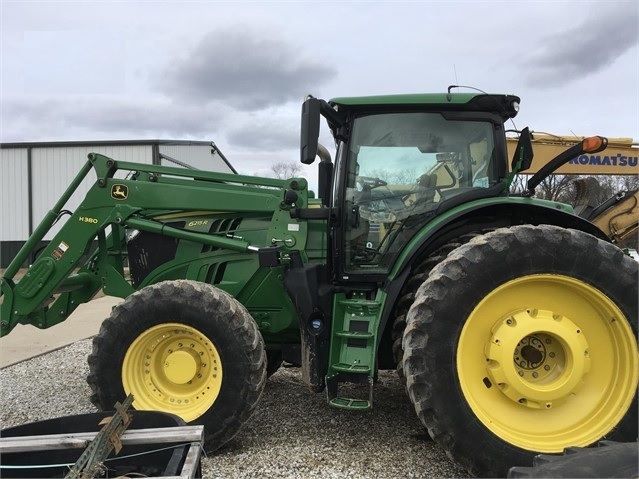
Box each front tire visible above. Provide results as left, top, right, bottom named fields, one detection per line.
left=88, top=280, right=266, bottom=450
left=403, top=225, right=638, bottom=477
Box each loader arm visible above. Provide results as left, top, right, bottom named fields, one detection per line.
left=0, top=153, right=307, bottom=337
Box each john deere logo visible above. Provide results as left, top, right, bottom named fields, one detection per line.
left=111, top=184, right=128, bottom=200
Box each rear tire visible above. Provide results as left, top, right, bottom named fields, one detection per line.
left=403, top=225, right=638, bottom=477
left=391, top=242, right=460, bottom=385
left=391, top=233, right=481, bottom=385
left=88, top=280, right=266, bottom=451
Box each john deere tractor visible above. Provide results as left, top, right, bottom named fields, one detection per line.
left=1, top=92, right=637, bottom=477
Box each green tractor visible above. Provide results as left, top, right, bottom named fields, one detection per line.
left=1, top=92, right=637, bottom=477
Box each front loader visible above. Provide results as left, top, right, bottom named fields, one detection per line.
left=1, top=91, right=637, bottom=477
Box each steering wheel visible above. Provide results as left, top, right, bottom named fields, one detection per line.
left=357, top=176, right=388, bottom=189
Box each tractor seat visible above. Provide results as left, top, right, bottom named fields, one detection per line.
left=414, top=173, right=437, bottom=207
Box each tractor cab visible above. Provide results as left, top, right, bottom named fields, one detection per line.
left=300, top=93, right=520, bottom=280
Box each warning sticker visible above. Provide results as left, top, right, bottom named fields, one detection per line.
left=52, top=241, right=69, bottom=260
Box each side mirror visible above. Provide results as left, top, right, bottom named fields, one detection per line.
left=526, top=135, right=607, bottom=196
left=300, top=97, right=321, bottom=165
left=511, top=127, right=533, bottom=174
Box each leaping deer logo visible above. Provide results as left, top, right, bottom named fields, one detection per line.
left=111, top=184, right=128, bottom=200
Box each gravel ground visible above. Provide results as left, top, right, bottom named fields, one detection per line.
left=0, top=340, right=469, bottom=478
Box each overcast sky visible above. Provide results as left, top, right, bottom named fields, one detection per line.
left=1, top=0, right=637, bottom=181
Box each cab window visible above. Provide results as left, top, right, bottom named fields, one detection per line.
left=341, top=112, right=495, bottom=273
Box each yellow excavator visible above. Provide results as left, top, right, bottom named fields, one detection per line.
left=507, top=134, right=638, bottom=247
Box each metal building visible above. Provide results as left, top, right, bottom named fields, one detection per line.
left=0, top=139, right=236, bottom=267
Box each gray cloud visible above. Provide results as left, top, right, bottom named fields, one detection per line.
left=1, top=94, right=307, bottom=156
left=523, top=2, right=638, bottom=87
left=1, top=28, right=337, bottom=147
left=226, top=117, right=299, bottom=151
left=1, top=96, right=228, bottom=142
left=156, top=29, right=337, bottom=110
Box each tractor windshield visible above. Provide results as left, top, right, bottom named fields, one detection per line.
left=340, top=111, right=497, bottom=274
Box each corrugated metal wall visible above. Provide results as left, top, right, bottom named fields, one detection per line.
left=0, top=148, right=29, bottom=241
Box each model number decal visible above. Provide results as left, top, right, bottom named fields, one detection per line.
left=79, top=216, right=99, bottom=224
left=188, top=220, right=209, bottom=227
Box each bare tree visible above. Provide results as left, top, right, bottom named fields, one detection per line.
left=509, top=173, right=576, bottom=201
left=509, top=174, right=529, bottom=195
left=612, top=174, right=639, bottom=192
left=510, top=174, right=636, bottom=204
left=271, top=161, right=302, bottom=180
left=536, top=175, right=577, bottom=202
left=367, top=168, right=419, bottom=185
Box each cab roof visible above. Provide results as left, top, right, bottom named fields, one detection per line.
left=328, top=93, right=520, bottom=120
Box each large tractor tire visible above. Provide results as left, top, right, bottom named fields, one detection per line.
left=391, top=234, right=480, bottom=386
left=402, top=225, right=638, bottom=477
left=87, top=280, right=266, bottom=450
left=507, top=440, right=639, bottom=478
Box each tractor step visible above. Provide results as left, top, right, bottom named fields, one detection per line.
left=326, top=375, right=374, bottom=411
left=335, top=330, right=374, bottom=339
left=328, top=397, right=371, bottom=410
left=331, top=362, right=371, bottom=373
left=326, top=293, right=381, bottom=411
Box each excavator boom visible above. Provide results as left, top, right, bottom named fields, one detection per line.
left=507, top=134, right=638, bottom=175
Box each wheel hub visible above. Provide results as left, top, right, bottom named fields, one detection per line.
left=519, top=342, right=543, bottom=366
left=164, top=350, right=198, bottom=384
left=486, top=309, right=591, bottom=409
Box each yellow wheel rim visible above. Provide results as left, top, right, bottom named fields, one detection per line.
left=123, top=323, right=223, bottom=422
left=457, top=274, right=638, bottom=452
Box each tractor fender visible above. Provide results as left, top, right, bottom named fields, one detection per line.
left=391, top=199, right=609, bottom=283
